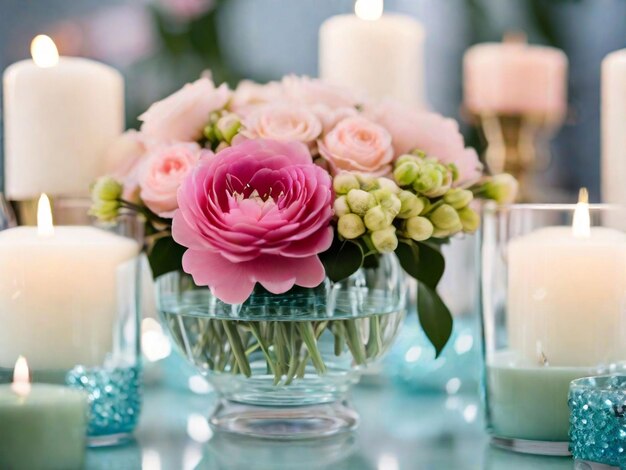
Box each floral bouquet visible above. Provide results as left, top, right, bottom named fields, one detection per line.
left=92, top=74, right=515, bottom=379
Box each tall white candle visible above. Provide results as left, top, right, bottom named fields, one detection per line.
left=507, top=197, right=626, bottom=367
left=0, top=196, right=139, bottom=370
left=3, top=35, right=124, bottom=200
left=601, top=49, right=626, bottom=204
left=319, top=0, right=424, bottom=107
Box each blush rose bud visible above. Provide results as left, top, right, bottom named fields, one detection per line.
left=373, top=190, right=402, bottom=217
left=429, top=204, right=461, bottom=231
left=405, top=216, right=434, bottom=241
left=92, top=176, right=123, bottom=202
left=397, top=191, right=424, bottom=219
left=482, top=173, right=519, bottom=204
left=357, top=174, right=379, bottom=192
left=338, top=213, right=366, bottom=239
left=371, top=226, right=398, bottom=253
left=412, top=162, right=452, bottom=198
left=377, top=177, right=401, bottom=194
left=346, top=189, right=376, bottom=216
left=443, top=189, right=473, bottom=210
left=215, top=114, right=241, bottom=144
left=333, top=173, right=360, bottom=195
left=333, top=195, right=351, bottom=217
left=364, top=205, right=391, bottom=231
left=458, top=207, right=480, bottom=233
left=394, top=160, right=420, bottom=186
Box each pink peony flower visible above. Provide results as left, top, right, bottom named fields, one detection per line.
left=365, top=101, right=483, bottom=186
left=139, top=77, right=230, bottom=143
left=242, top=104, right=323, bottom=146
left=230, top=80, right=284, bottom=116
left=282, top=75, right=360, bottom=110
left=318, top=116, right=394, bottom=176
left=139, top=142, right=207, bottom=217
left=172, top=139, right=334, bottom=304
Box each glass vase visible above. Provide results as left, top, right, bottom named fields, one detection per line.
left=480, top=202, right=626, bottom=455
left=156, top=254, right=406, bottom=439
left=0, top=213, right=143, bottom=447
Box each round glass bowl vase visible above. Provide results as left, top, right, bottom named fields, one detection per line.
left=480, top=202, right=626, bottom=456
left=156, top=254, right=406, bottom=439
left=0, top=213, right=144, bottom=447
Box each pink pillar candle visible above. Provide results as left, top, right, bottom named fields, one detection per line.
left=463, top=39, right=567, bottom=118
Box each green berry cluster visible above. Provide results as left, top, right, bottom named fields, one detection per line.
left=332, top=151, right=483, bottom=255
left=333, top=173, right=403, bottom=253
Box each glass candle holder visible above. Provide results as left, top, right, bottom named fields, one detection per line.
left=480, top=202, right=626, bottom=456
left=0, top=210, right=143, bottom=447
left=569, top=375, right=626, bottom=468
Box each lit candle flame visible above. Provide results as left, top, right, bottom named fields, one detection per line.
left=355, top=0, right=383, bottom=21
left=37, top=194, right=55, bottom=237
left=572, top=187, right=590, bottom=238
left=12, top=356, right=31, bottom=397
left=30, top=35, right=59, bottom=68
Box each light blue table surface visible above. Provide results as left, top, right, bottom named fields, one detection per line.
left=85, top=380, right=575, bottom=470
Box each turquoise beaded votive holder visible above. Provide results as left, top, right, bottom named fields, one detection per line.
left=569, top=375, right=626, bottom=468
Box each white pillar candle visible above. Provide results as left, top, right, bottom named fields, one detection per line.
left=601, top=49, right=626, bottom=204
left=319, top=0, right=424, bottom=107
left=507, top=197, right=626, bottom=367
left=3, top=35, right=124, bottom=200
left=464, top=37, right=567, bottom=118
left=0, top=196, right=139, bottom=370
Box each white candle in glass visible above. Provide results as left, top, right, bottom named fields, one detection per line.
left=0, top=195, right=139, bottom=370
left=3, top=35, right=124, bottom=200
left=601, top=49, right=626, bottom=205
left=507, top=191, right=626, bottom=367
left=319, top=0, right=425, bottom=107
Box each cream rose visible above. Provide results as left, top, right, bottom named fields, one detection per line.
left=318, top=116, right=394, bottom=176
left=242, top=104, right=323, bottom=145
left=139, top=77, right=230, bottom=143
left=139, top=142, right=207, bottom=217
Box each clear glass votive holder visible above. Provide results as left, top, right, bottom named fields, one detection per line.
left=569, top=375, right=626, bottom=469
left=480, top=202, right=626, bottom=456
left=0, top=211, right=143, bottom=447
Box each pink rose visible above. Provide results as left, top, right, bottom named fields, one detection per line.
left=139, top=77, right=231, bottom=142
left=172, top=139, right=334, bottom=304
left=230, top=80, right=284, bottom=116
left=312, top=105, right=359, bottom=135
left=365, top=101, right=483, bottom=186
left=104, top=130, right=148, bottom=200
left=242, top=104, right=323, bottom=146
left=282, top=75, right=360, bottom=110
left=318, top=116, right=394, bottom=176
left=139, top=142, right=207, bottom=217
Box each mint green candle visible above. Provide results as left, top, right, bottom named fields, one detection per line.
left=487, top=351, right=597, bottom=442
left=0, top=384, right=88, bottom=469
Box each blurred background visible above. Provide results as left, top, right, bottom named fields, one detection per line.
left=1, top=0, right=626, bottom=201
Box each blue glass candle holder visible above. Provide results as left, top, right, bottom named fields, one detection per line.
left=569, top=375, right=626, bottom=468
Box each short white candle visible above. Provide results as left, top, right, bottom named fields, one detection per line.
left=0, top=195, right=139, bottom=370
left=3, top=35, right=124, bottom=200
left=319, top=0, right=425, bottom=107
left=601, top=49, right=626, bottom=205
left=507, top=193, right=626, bottom=366
left=464, top=36, right=567, bottom=118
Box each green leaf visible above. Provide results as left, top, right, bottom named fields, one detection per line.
left=417, top=283, right=453, bottom=357
left=319, top=236, right=364, bottom=282
left=147, top=236, right=187, bottom=279
left=395, top=240, right=445, bottom=289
